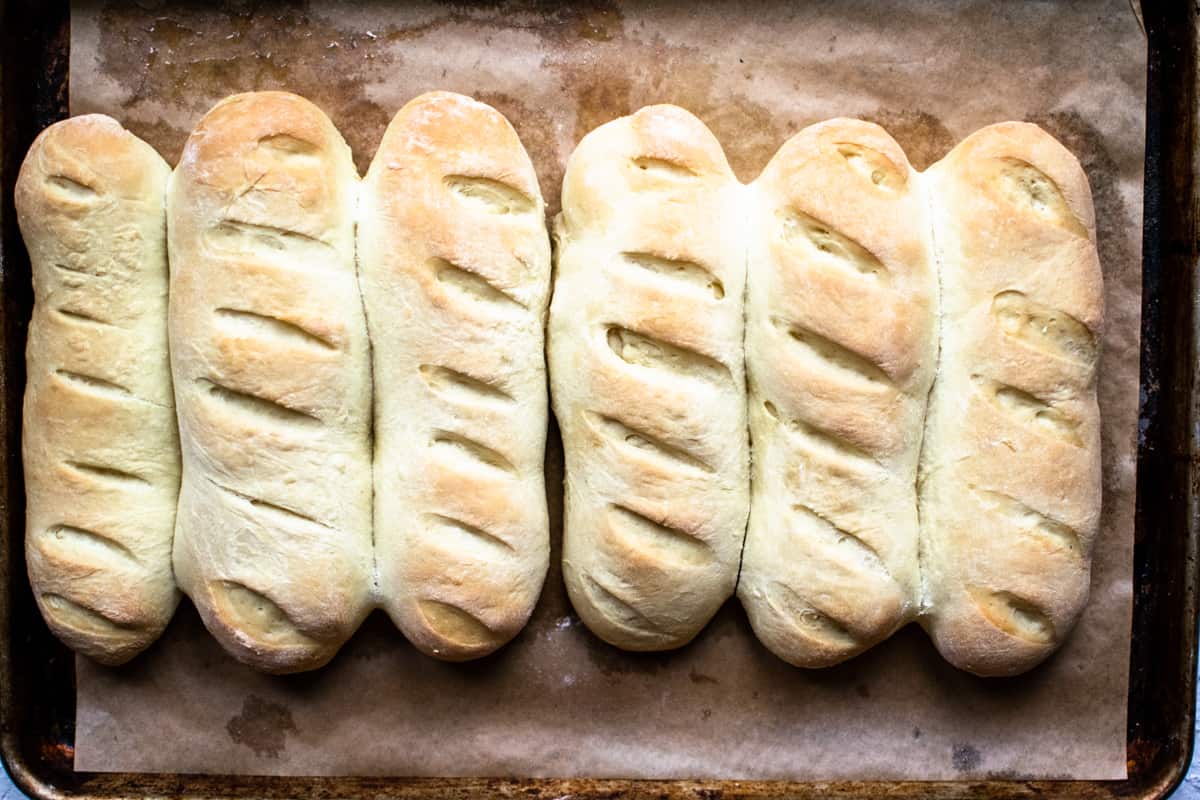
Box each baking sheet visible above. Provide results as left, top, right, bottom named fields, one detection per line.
left=68, top=0, right=1145, bottom=780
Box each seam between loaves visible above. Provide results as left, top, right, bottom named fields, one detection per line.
left=913, top=167, right=947, bottom=618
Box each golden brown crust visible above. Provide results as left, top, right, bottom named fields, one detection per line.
left=551, top=105, right=750, bottom=651
left=21, top=101, right=1103, bottom=680
left=737, top=119, right=938, bottom=667
left=168, top=92, right=373, bottom=674
left=360, top=91, right=551, bottom=661
left=16, top=114, right=180, bottom=665
left=918, top=122, right=1103, bottom=676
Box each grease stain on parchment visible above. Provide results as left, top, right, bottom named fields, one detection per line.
left=860, top=109, right=955, bottom=171
left=226, top=694, right=298, bottom=759
left=95, top=2, right=394, bottom=170
left=549, top=35, right=789, bottom=184
left=952, top=743, right=983, bottom=772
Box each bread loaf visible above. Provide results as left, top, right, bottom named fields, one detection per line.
left=16, top=114, right=180, bottom=665
left=738, top=120, right=938, bottom=667
left=919, top=122, right=1103, bottom=676
left=550, top=105, right=749, bottom=651
left=360, top=92, right=552, bottom=660
left=169, top=92, right=374, bottom=673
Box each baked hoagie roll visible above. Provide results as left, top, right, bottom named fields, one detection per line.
left=169, top=92, right=374, bottom=673
left=550, top=105, right=750, bottom=651
left=360, top=91, right=552, bottom=661
left=919, top=122, right=1104, bottom=677
left=739, top=119, right=938, bottom=667
left=17, top=114, right=180, bottom=664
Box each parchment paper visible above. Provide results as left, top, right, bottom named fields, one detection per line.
left=68, top=0, right=1146, bottom=780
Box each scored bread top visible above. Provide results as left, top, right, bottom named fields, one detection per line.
left=19, top=113, right=170, bottom=209
left=918, top=121, right=1103, bottom=676
left=752, top=119, right=936, bottom=455
left=737, top=118, right=937, bottom=667
left=551, top=104, right=750, bottom=651
left=17, top=98, right=1106, bottom=678
left=926, top=121, right=1102, bottom=332
left=169, top=91, right=374, bottom=673
left=17, top=114, right=180, bottom=665
left=361, top=91, right=552, bottom=661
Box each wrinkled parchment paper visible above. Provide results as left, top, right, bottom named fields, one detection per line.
left=69, top=0, right=1145, bottom=780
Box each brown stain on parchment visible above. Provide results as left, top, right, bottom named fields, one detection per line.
left=860, top=109, right=956, bottom=172
left=952, top=743, right=983, bottom=772
left=226, top=694, right=297, bottom=759
left=379, top=1, right=624, bottom=45
left=551, top=35, right=791, bottom=185
left=95, top=0, right=793, bottom=197
left=95, top=2, right=392, bottom=172
left=572, top=5, right=623, bottom=42
left=94, top=0, right=628, bottom=184
left=574, top=78, right=633, bottom=147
